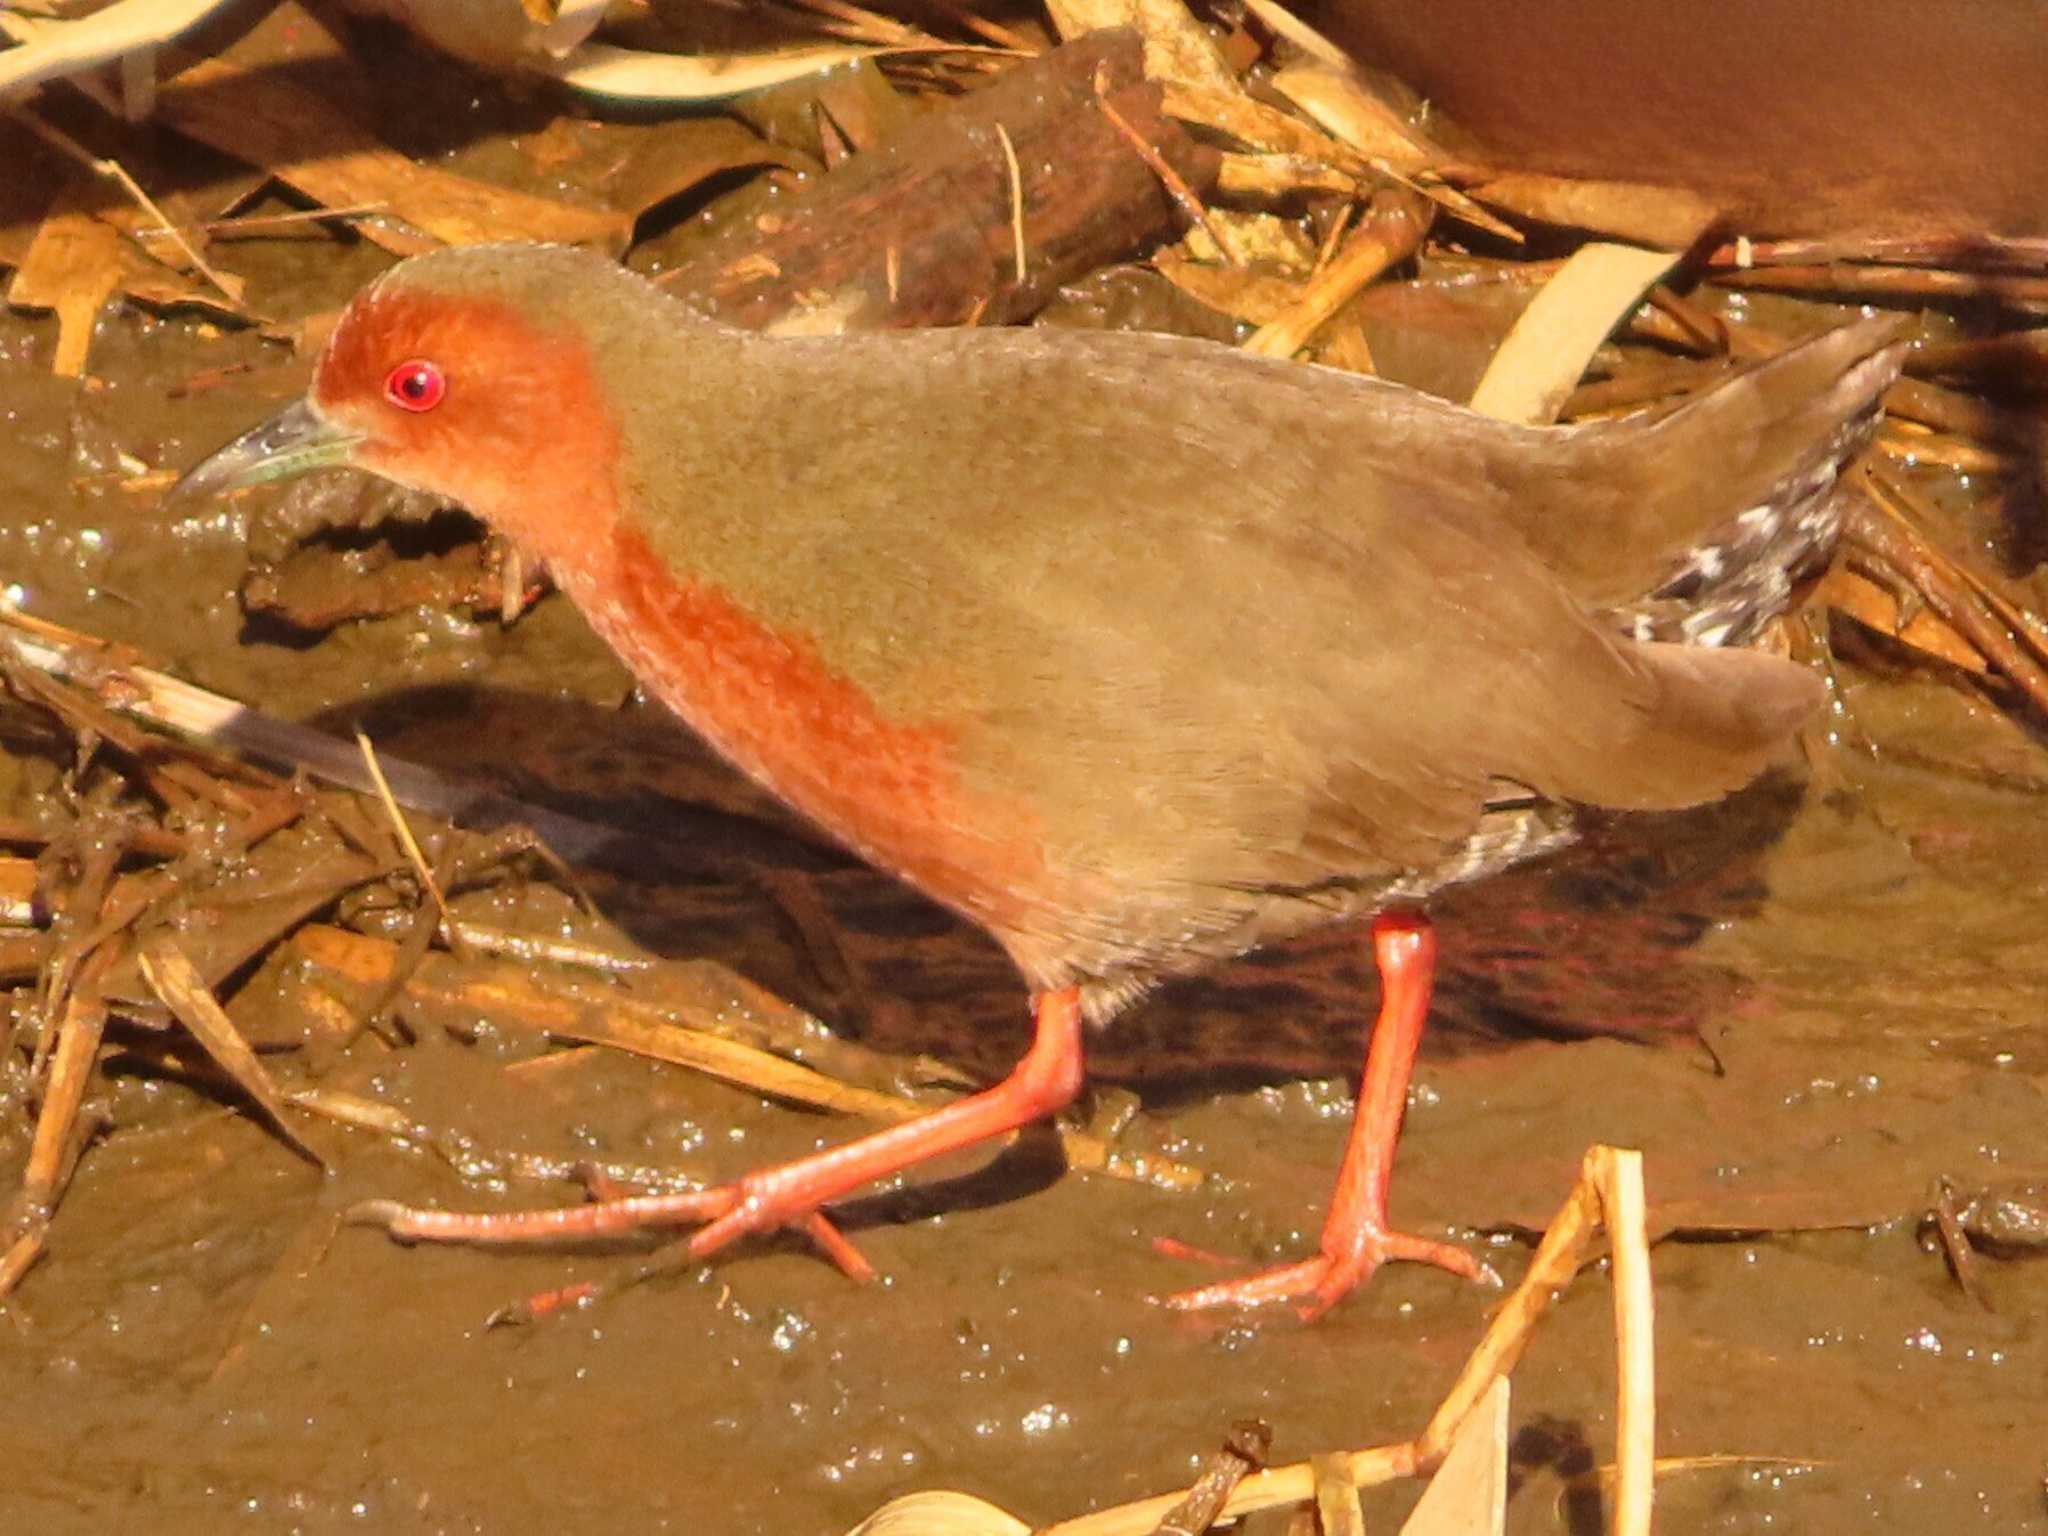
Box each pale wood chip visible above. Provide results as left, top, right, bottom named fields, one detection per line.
left=1263, top=65, right=1522, bottom=241
left=1466, top=172, right=1720, bottom=250
left=1312, top=1455, right=1368, bottom=1536
left=158, top=21, right=631, bottom=254
left=1398, top=1379, right=1507, bottom=1536
left=5, top=184, right=125, bottom=375
left=1239, top=0, right=1351, bottom=67
left=558, top=40, right=889, bottom=102
left=1269, top=61, right=1434, bottom=175
left=0, top=0, right=239, bottom=100
left=843, top=1490, right=1031, bottom=1536
left=1468, top=242, right=1681, bottom=424
left=137, top=933, right=328, bottom=1167
left=1181, top=208, right=1317, bottom=271
left=1045, top=0, right=1237, bottom=91
left=1215, top=150, right=1356, bottom=200
left=1161, top=79, right=1370, bottom=175
left=21, top=993, right=107, bottom=1202
left=1241, top=190, right=1429, bottom=358
left=1154, top=246, right=1302, bottom=324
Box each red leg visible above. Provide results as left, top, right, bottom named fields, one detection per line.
left=1161, top=911, right=1492, bottom=1320
left=349, top=988, right=1086, bottom=1280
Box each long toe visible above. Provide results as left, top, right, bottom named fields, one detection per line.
left=347, top=1185, right=741, bottom=1244
left=1376, top=1230, right=1497, bottom=1286
left=1157, top=1225, right=1494, bottom=1318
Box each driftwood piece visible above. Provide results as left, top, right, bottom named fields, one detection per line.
left=655, top=29, right=1220, bottom=330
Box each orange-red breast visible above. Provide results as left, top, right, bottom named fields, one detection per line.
left=177, top=244, right=1901, bottom=1316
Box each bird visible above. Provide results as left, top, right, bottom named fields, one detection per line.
left=175, top=242, right=1902, bottom=1317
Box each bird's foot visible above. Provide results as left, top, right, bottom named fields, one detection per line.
left=348, top=990, right=1088, bottom=1311
left=681, top=1176, right=879, bottom=1282
left=1154, top=1225, right=1496, bottom=1322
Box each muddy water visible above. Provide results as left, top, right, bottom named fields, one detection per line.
left=3, top=299, right=2048, bottom=1536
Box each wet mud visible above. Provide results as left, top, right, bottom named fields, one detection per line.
left=2, top=40, right=2047, bottom=1531
left=1, top=289, right=2044, bottom=1534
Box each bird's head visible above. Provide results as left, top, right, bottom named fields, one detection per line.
left=173, top=244, right=646, bottom=554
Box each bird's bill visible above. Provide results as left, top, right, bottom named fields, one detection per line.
left=170, top=398, right=363, bottom=501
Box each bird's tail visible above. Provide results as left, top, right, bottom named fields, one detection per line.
left=1512, top=316, right=1906, bottom=642
left=1609, top=316, right=1905, bottom=645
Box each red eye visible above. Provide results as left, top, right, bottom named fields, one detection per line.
left=383, top=358, right=446, bottom=412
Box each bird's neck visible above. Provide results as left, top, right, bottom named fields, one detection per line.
left=550, top=518, right=1061, bottom=939
left=465, top=317, right=760, bottom=579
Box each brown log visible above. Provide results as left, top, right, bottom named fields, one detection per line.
left=655, top=29, right=1220, bottom=330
